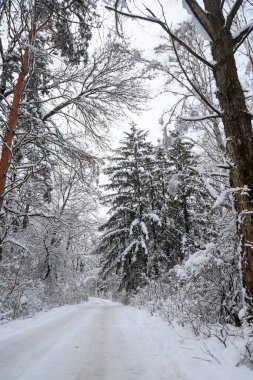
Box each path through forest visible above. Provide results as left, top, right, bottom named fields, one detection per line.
left=0, top=298, right=181, bottom=380
left=0, top=298, right=252, bottom=380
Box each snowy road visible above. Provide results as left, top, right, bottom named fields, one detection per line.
left=0, top=298, right=181, bottom=380
left=1, top=298, right=252, bottom=380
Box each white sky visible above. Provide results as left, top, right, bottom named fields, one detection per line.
left=97, top=0, right=189, bottom=145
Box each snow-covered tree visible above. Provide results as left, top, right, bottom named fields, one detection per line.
left=0, top=161, right=100, bottom=319
left=99, top=126, right=162, bottom=291
left=99, top=125, right=215, bottom=292
left=107, top=0, right=253, bottom=323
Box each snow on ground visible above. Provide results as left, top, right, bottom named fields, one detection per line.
left=0, top=298, right=252, bottom=380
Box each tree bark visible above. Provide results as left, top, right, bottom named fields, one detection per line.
left=204, top=0, right=253, bottom=315
left=0, top=47, right=30, bottom=210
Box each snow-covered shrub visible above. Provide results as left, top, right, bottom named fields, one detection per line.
left=0, top=208, right=99, bottom=320
left=131, top=214, right=243, bottom=333
left=0, top=238, right=45, bottom=320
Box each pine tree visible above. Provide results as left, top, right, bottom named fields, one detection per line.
left=99, top=126, right=161, bottom=292
left=99, top=127, right=213, bottom=292
left=164, top=131, right=213, bottom=260
left=143, top=144, right=175, bottom=275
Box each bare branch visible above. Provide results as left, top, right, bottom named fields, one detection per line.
left=170, top=35, right=221, bottom=116
left=184, top=0, right=214, bottom=40
left=220, top=0, right=226, bottom=10
left=105, top=6, right=214, bottom=69
left=226, top=0, right=244, bottom=29
left=233, top=22, right=253, bottom=52
left=180, top=114, right=222, bottom=122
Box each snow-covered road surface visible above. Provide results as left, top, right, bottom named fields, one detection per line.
left=0, top=298, right=181, bottom=380
left=0, top=298, right=252, bottom=380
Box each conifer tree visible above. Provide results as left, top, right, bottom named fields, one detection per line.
left=165, top=131, right=210, bottom=258
left=99, top=126, right=161, bottom=291
left=99, top=127, right=213, bottom=292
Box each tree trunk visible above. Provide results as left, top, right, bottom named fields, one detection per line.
left=205, top=0, right=253, bottom=315
left=22, top=203, right=30, bottom=229
left=0, top=48, right=30, bottom=210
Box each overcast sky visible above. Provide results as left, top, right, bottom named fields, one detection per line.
left=98, top=0, right=189, bottom=145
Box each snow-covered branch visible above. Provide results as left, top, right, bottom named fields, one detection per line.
left=226, top=0, right=244, bottom=29
left=105, top=6, right=214, bottom=68
left=180, top=113, right=221, bottom=122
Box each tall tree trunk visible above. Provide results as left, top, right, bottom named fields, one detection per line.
left=205, top=0, right=253, bottom=315
left=0, top=47, right=30, bottom=210
left=22, top=203, right=30, bottom=229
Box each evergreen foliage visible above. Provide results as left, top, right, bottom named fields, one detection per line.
left=99, top=126, right=158, bottom=291
left=99, top=126, right=214, bottom=292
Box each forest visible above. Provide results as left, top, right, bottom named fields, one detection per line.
left=0, top=0, right=253, bottom=369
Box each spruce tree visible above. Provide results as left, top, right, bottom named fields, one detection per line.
left=99, top=128, right=213, bottom=292
left=99, top=126, right=161, bottom=291
left=164, top=131, right=212, bottom=260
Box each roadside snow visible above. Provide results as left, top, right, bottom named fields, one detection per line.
left=0, top=298, right=252, bottom=380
